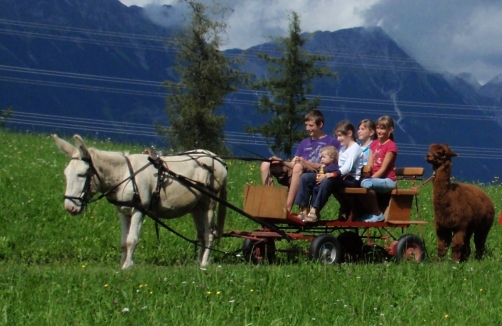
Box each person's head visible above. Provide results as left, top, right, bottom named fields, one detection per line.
left=333, top=120, right=356, bottom=147
left=304, top=110, right=325, bottom=138
left=320, top=145, right=338, bottom=165
left=358, top=119, right=376, bottom=143
left=375, top=115, right=395, bottom=141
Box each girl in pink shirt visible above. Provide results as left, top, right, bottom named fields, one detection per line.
left=360, top=116, right=397, bottom=222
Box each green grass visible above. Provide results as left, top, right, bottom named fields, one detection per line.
left=2, top=130, right=502, bottom=325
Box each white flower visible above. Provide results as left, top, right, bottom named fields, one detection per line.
left=121, top=307, right=130, bottom=313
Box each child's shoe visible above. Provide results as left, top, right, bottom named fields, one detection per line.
left=304, top=211, right=320, bottom=223
left=363, top=213, right=384, bottom=222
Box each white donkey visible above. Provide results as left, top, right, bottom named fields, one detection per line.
left=53, top=134, right=227, bottom=269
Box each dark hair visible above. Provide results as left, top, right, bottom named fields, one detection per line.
left=334, top=120, right=356, bottom=141
left=304, top=110, right=324, bottom=127
left=376, top=115, right=395, bottom=141
left=358, top=119, right=377, bottom=140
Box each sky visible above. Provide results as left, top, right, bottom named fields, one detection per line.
left=119, top=0, right=502, bottom=85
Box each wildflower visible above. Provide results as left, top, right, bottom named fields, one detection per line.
left=480, top=288, right=483, bottom=292
left=81, top=265, right=86, bottom=269
left=122, top=307, right=130, bottom=313
left=229, top=300, right=235, bottom=303
left=444, top=314, right=449, bottom=318
left=207, top=291, right=211, bottom=295
left=104, top=284, right=109, bottom=288
left=216, top=291, right=221, bottom=295
left=250, top=289, right=254, bottom=293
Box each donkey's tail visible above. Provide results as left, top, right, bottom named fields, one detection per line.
left=216, top=180, right=227, bottom=245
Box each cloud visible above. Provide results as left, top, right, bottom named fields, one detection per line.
left=361, top=0, right=502, bottom=84
left=122, top=0, right=502, bottom=84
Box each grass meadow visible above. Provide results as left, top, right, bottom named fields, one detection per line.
left=2, top=130, right=502, bottom=325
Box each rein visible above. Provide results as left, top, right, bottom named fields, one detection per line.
left=413, top=172, right=436, bottom=190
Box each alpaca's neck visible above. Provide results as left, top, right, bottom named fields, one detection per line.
left=433, top=164, right=452, bottom=196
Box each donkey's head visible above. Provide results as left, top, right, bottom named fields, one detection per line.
left=425, top=143, right=457, bottom=172
left=53, top=134, right=98, bottom=215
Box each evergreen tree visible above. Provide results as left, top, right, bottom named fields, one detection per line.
left=157, top=0, right=245, bottom=155
left=0, top=107, right=12, bottom=128
left=247, top=11, right=337, bottom=158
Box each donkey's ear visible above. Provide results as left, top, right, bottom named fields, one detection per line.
left=73, top=134, right=90, bottom=159
left=52, top=134, right=77, bottom=157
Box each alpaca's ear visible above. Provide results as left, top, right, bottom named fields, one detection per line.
left=445, top=145, right=458, bottom=158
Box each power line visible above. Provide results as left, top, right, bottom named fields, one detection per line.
left=8, top=110, right=502, bottom=160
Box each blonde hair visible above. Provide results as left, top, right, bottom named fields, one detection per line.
left=321, top=145, right=338, bottom=162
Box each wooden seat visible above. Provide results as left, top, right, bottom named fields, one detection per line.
left=338, top=166, right=425, bottom=222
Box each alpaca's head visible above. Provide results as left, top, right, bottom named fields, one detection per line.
left=426, top=144, right=457, bottom=171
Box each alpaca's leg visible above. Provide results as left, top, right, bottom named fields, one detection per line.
left=436, top=229, right=452, bottom=260
left=451, top=230, right=467, bottom=262
left=463, top=231, right=473, bottom=261
left=473, top=228, right=490, bottom=260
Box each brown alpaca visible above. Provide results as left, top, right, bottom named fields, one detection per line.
left=426, top=144, right=494, bottom=262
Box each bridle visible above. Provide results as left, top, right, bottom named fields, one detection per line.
left=63, top=157, right=100, bottom=209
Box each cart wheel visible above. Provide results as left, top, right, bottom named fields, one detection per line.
left=242, top=239, right=276, bottom=264
left=309, top=234, right=342, bottom=265
left=395, top=234, right=426, bottom=262
left=337, top=231, right=363, bottom=263
left=362, top=245, right=390, bottom=264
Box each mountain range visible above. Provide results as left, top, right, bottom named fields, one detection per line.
left=1, top=0, right=502, bottom=182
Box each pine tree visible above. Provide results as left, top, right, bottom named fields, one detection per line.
left=247, top=11, right=337, bottom=158
left=0, top=108, right=11, bottom=128
left=157, top=0, right=245, bottom=154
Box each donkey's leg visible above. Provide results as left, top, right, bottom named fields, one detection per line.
left=118, top=212, right=131, bottom=267
left=192, top=201, right=216, bottom=267
left=121, top=210, right=144, bottom=269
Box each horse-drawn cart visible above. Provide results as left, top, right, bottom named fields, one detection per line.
left=55, top=134, right=428, bottom=268
left=224, top=167, right=428, bottom=264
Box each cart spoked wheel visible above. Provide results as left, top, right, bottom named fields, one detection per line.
left=337, top=231, right=363, bottom=263
left=309, top=234, right=342, bottom=265
left=362, top=244, right=390, bottom=264
left=242, top=238, right=276, bottom=264
left=395, top=234, right=426, bottom=262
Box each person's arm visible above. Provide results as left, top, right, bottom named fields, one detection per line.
left=269, top=156, right=294, bottom=169
left=339, top=145, right=361, bottom=176
left=295, top=156, right=322, bottom=170
left=371, top=151, right=396, bottom=178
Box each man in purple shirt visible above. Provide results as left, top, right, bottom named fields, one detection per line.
left=261, top=110, right=340, bottom=212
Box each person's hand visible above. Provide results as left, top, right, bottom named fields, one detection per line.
left=269, top=156, right=282, bottom=164
left=315, top=173, right=325, bottom=184
left=293, top=156, right=305, bottom=164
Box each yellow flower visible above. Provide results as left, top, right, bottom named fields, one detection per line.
left=480, top=288, right=483, bottom=292
left=81, top=265, right=86, bottom=269
left=206, top=291, right=211, bottom=295
left=250, top=289, right=254, bottom=293
left=216, top=291, right=221, bottom=295
left=104, top=284, right=109, bottom=288
left=445, top=314, right=449, bottom=318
